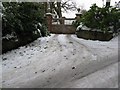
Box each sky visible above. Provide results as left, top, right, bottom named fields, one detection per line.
left=62, top=0, right=120, bottom=18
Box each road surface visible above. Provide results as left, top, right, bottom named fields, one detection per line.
left=1, top=34, right=118, bottom=88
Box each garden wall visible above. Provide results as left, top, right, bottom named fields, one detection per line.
left=76, top=30, right=113, bottom=41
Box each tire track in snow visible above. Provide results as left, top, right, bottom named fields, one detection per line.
left=2, top=34, right=63, bottom=87
left=61, top=35, right=118, bottom=85
left=48, top=34, right=118, bottom=88
left=2, top=34, right=118, bottom=88
left=40, top=35, right=94, bottom=88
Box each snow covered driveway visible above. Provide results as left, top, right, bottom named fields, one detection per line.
left=1, top=34, right=118, bottom=88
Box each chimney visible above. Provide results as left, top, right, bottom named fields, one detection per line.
left=106, top=0, right=111, bottom=7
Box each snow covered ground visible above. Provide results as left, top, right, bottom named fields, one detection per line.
left=1, top=34, right=118, bottom=88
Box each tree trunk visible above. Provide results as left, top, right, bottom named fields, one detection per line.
left=57, top=2, right=62, bottom=18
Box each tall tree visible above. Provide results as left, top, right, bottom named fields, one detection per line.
left=48, top=0, right=77, bottom=18
left=77, top=4, right=120, bottom=33
left=2, top=2, right=47, bottom=37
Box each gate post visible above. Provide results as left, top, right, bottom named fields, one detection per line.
left=61, top=17, right=65, bottom=24
left=76, top=13, right=82, bottom=21
left=75, top=8, right=82, bottom=21
left=46, top=13, right=52, bottom=32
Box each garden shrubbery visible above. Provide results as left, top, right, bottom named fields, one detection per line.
left=73, top=4, right=120, bottom=33
left=2, top=2, right=49, bottom=53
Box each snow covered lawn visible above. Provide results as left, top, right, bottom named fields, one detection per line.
left=1, top=34, right=118, bottom=88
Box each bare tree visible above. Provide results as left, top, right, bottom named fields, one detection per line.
left=61, top=0, right=77, bottom=12
left=47, top=0, right=77, bottom=18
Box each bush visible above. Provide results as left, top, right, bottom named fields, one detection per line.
left=2, top=2, right=50, bottom=53
left=2, top=2, right=48, bottom=38
left=74, top=4, right=120, bottom=33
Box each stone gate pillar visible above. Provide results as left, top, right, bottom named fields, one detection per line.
left=75, top=13, right=82, bottom=21
left=46, top=13, right=52, bottom=32
left=75, top=8, right=82, bottom=21
left=61, top=17, right=65, bottom=25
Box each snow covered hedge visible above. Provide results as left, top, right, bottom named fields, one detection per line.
left=73, top=4, right=120, bottom=33
left=2, top=2, right=49, bottom=53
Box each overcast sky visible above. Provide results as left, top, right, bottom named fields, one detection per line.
left=62, top=0, right=120, bottom=18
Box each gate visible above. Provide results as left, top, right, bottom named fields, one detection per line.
left=46, top=13, right=76, bottom=34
